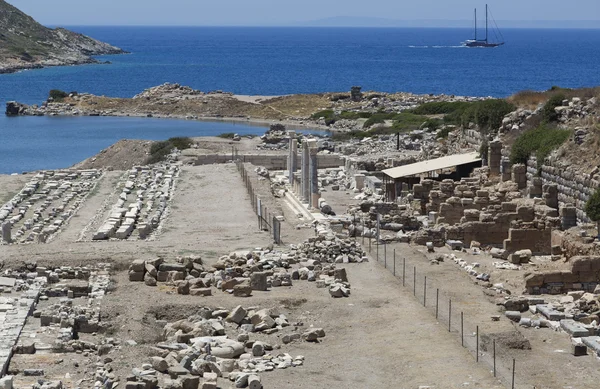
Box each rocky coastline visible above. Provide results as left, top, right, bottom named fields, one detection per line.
left=4, top=82, right=483, bottom=132
left=0, top=1, right=126, bottom=74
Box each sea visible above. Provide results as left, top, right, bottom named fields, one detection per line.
left=1, top=26, right=600, bottom=173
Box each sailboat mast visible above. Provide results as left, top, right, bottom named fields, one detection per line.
left=485, top=4, right=488, bottom=42
left=474, top=8, right=477, bottom=41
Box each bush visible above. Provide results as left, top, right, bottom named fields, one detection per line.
left=585, top=188, right=600, bottom=222
left=410, top=101, right=471, bottom=115
left=49, top=89, right=68, bottom=101
left=217, top=133, right=236, bottom=139
left=310, top=109, right=335, bottom=120
left=146, top=137, right=193, bottom=164
left=168, top=137, right=194, bottom=150
left=509, top=125, right=570, bottom=167
left=436, top=127, right=452, bottom=139
left=541, top=94, right=566, bottom=123
left=460, top=99, right=515, bottom=133
left=479, top=141, right=489, bottom=161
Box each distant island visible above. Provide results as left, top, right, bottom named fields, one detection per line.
left=0, top=0, right=126, bottom=74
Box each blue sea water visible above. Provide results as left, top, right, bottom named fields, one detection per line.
left=1, top=27, right=600, bottom=173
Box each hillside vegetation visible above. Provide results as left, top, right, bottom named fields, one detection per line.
left=0, top=0, right=125, bottom=73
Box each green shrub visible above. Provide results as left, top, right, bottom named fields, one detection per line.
left=146, top=137, right=193, bottom=164
left=460, top=99, right=515, bottom=133
left=585, top=187, right=600, bottom=222
left=541, top=94, right=566, bottom=123
left=509, top=125, right=570, bottom=167
left=337, top=111, right=372, bottom=120
left=410, top=101, right=471, bottom=115
left=363, top=112, right=396, bottom=128
left=168, top=137, right=194, bottom=150
left=217, top=133, right=236, bottom=139
left=479, top=141, right=489, bottom=161
left=436, top=127, right=452, bottom=139
left=49, top=89, right=68, bottom=101
left=310, top=109, right=335, bottom=120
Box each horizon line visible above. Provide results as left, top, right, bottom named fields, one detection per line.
left=56, top=24, right=600, bottom=30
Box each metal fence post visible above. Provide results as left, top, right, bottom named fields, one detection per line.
left=435, top=289, right=439, bottom=319
left=476, top=325, right=479, bottom=362
left=461, top=312, right=464, bottom=347
left=393, top=249, right=396, bottom=276
left=384, top=243, right=387, bottom=268
left=448, top=299, right=452, bottom=332
left=493, top=340, right=496, bottom=377
left=423, top=276, right=427, bottom=307
left=413, top=266, right=416, bottom=296
left=403, top=258, right=406, bottom=286
left=512, top=358, right=516, bottom=389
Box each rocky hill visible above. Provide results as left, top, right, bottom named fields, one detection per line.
left=0, top=0, right=126, bottom=73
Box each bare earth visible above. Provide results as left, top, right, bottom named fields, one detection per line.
left=1, top=158, right=599, bottom=388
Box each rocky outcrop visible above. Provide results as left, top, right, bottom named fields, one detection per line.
left=0, top=0, right=126, bottom=74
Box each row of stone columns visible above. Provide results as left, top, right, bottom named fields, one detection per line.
left=288, top=132, right=320, bottom=209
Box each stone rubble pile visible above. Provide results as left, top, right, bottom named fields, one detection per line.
left=93, top=162, right=179, bottom=240
left=124, top=306, right=324, bottom=389
left=0, top=263, right=112, bottom=387
left=130, top=242, right=358, bottom=299
left=0, top=170, right=101, bottom=244
left=554, top=97, right=597, bottom=123
left=499, top=290, right=600, bottom=356
left=133, top=83, right=205, bottom=99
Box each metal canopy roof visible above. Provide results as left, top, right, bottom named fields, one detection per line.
left=382, top=152, right=482, bottom=179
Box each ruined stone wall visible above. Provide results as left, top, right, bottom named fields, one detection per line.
left=445, top=221, right=510, bottom=247
left=195, top=154, right=343, bottom=169
left=525, top=158, right=600, bottom=222
left=504, top=228, right=552, bottom=254
left=525, top=256, right=600, bottom=294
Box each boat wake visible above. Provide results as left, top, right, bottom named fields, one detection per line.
left=408, top=45, right=467, bottom=49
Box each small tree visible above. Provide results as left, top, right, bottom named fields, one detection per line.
left=585, top=187, right=600, bottom=236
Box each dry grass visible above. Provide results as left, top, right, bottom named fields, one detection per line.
left=509, top=87, right=600, bottom=109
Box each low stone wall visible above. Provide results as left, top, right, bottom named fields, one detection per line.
left=504, top=228, right=552, bottom=254
left=525, top=256, right=600, bottom=294
left=195, top=154, right=343, bottom=170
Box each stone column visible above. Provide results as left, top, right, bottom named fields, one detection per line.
left=1, top=221, right=11, bottom=244
left=288, top=131, right=297, bottom=184
left=488, top=140, right=502, bottom=176
left=543, top=183, right=559, bottom=209
left=511, top=164, right=527, bottom=190
left=528, top=177, right=543, bottom=198
left=301, top=140, right=310, bottom=203
left=354, top=174, right=365, bottom=190
left=307, top=139, right=320, bottom=208
left=500, top=157, right=512, bottom=182
left=560, top=205, right=577, bottom=230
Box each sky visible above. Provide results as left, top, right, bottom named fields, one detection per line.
left=6, top=0, right=600, bottom=27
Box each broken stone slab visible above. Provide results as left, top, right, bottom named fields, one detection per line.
left=333, top=268, right=348, bottom=282
left=302, top=328, right=325, bottom=342
left=537, top=304, right=566, bottom=321
left=248, top=374, right=262, bottom=389
left=446, top=240, right=464, bottom=251
left=572, top=342, right=588, bottom=356
left=226, top=305, right=247, bottom=324
left=504, top=311, right=521, bottom=322
left=189, top=288, right=212, bottom=296
left=128, top=270, right=145, bottom=282
left=582, top=336, right=600, bottom=356
left=250, top=272, right=268, bottom=291
left=233, top=282, right=253, bottom=297
left=560, top=319, right=590, bottom=338
left=0, top=277, right=16, bottom=288
left=130, top=259, right=146, bottom=272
